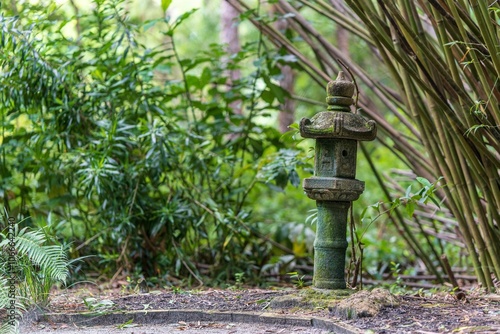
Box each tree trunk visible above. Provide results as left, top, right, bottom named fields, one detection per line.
left=331, top=0, right=350, bottom=61
left=220, top=0, right=242, bottom=114
left=278, top=65, right=295, bottom=133
left=336, top=25, right=349, bottom=57
left=273, top=4, right=296, bottom=133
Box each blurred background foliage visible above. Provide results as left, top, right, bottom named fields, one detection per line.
left=0, top=0, right=498, bottom=291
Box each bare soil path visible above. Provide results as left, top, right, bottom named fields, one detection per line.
left=18, top=285, right=500, bottom=334
left=21, top=321, right=333, bottom=334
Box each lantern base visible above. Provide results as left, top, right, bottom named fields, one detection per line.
left=313, top=279, right=346, bottom=290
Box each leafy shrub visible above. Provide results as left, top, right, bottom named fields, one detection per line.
left=0, top=0, right=306, bottom=285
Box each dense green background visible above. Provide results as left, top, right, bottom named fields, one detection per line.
left=1, top=0, right=498, bottom=296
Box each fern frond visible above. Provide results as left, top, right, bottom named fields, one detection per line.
left=0, top=277, right=23, bottom=334
left=0, top=277, right=10, bottom=310
left=0, top=321, right=19, bottom=334
left=0, top=226, right=70, bottom=306
left=3, top=228, right=69, bottom=283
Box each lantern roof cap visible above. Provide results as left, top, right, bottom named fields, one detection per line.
left=299, top=72, right=377, bottom=140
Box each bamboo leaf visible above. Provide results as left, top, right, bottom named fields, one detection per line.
left=416, top=177, right=432, bottom=188
left=161, top=0, right=172, bottom=12
left=406, top=201, right=415, bottom=217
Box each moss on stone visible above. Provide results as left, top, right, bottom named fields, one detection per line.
left=269, top=287, right=355, bottom=310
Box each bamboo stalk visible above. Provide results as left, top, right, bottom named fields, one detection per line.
left=360, top=143, right=441, bottom=279
left=273, top=3, right=338, bottom=77
left=469, top=0, right=500, bottom=78
left=235, top=0, right=499, bottom=286
left=361, top=3, right=500, bottom=166
left=276, top=1, right=422, bottom=142
left=278, top=0, right=407, bottom=118
left=296, top=0, right=373, bottom=43
left=444, top=0, right=500, bottom=126
left=403, top=219, right=464, bottom=246
left=362, top=0, right=486, bottom=283
left=227, top=0, right=328, bottom=85
left=463, top=154, right=500, bottom=280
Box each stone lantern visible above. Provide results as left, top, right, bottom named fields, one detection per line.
left=300, top=72, right=377, bottom=289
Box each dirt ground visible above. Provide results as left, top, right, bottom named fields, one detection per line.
left=22, top=284, right=500, bottom=333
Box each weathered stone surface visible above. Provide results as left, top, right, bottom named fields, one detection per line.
left=301, top=71, right=377, bottom=290
left=313, top=201, right=350, bottom=289
left=314, top=139, right=358, bottom=178
left=300, top=112, right=377, bottom=141
left=34, top=308, right=361, bottom=334
left=331, top=288, right=399, bottom=320
left=303, top=177, right=364, bottom=202
left=300, top=72, right=376, bottom=141
left=269, top=288, right=354, bottom=311
left=327, top=72, right=355, bottom=100
left=269, top=295, right=311, bottom=309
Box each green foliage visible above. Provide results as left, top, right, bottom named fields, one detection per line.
left=6, top=0, right=489, bottom=292
left=0, top=222, right=69, bottom=307
left=82, top=297, right=115, bottom=314
left=359, top=177, right=443, bottom=235
left=0, top=0, right=309, bottom=286
left=231, top=0, right=500, bottom=288
left=287, top=271, right=305, bottom=289
left=352, top=177, right=443, bottom=279
left=257, top=149, right=303, bottom=191
left=0, top=277, right=23, bottom=334
left=232, top=272, right=245, bottom=289
left=161, top=0, right=172, bottom=13
left=116, top=319, right=136, bottom=329
left=0, top=211, right=68, bottom=332
left=388, top=262, right=406, bottom=294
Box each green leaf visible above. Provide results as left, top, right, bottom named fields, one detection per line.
left=265, top=183, right=285, bottom=193
left=261, top=89, right=275, bottom=104
left=186, top=74, right=200, bottom=89
left=274, top=170, right=288, bottom=189
left=143, top=19, right=162, bottom=32
left=411, top=194, right=422, bottom=201
left=161, top=0, right=172, bottom=12
left=361, top=217, right=372, bottom=224
left=428, top=195, right=441, bottom=208
left=199, top=67, right=212, bottom=88
left=262, top=75, right=287, bottom=104
left=416, top=177, right=432, bottom=187
left=406, top=201, right=415, bottom=217
left=288, top=169, right=300, bottom=187
left=168, top=9, right=199, bottom=34
left=279, top=128, right=299, bottom=144
left=405, top=185, right=412, bottom=198
left=117, top=319, right=135, bottom=329
left=360, top=207, right=368, bottom=219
